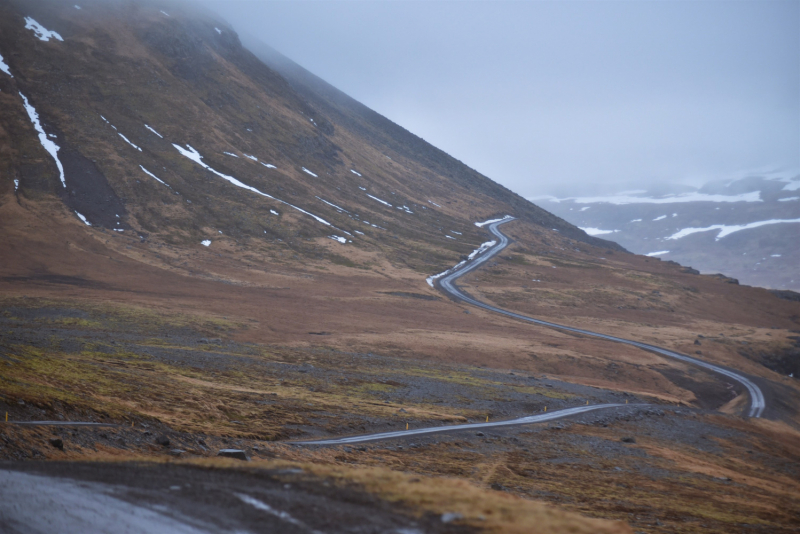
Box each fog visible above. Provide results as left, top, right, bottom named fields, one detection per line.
left=200, top=0, right=798, bottom=198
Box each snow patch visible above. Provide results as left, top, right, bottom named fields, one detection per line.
left=14, top=179, right=19, bottom=191
left=244, top=154, right=258, bottom=161
left=0, top=53, right=13, bottom=77
left=653, top=215, right=667, bottom=221
left=445, top=235, right=455, bottom=239
left=172, top=143, right=333, bottom=227
left=475, top=215, right=513, bottom=227
left=160, top=10, right=170, bottom=17
left=223, top=152, right=238, bottom=158
left=139, top=165, right=169, bottom=187
left=630, top=219, right=642, bottom=223
left=783, top=180, right=800, bottom=192
left=645, top=250, right=670, bottom=257
left=354, top=230, right=364, bottom=235
left=215, top=27, right=222, bottom=35
left=24, top=17, right=63, bottom=42
left=779, top=196, right=799, bottom=202
left=75, top=211, right=91, bottom=226
left=201, top=240, right=211, bottom=247
left=117, top=133, right=142, bottom=151
left=580, top=227, right=617, bottom=236
left=367, top=194, right=392, bottom=207
left=270, top=209, right=279, bottom=215
left=74, top=5, right=81, bottom=9
left=328, top=235, right=347, bottom=244
left=260, top=162, right=277, bottom=169
left=144, top=124, right=163, bottom=138
left=579, top=206, right=590, bottom=212
left=771, top=254, right=782, bottom=258
left=350, top=169, right=362, bottom=177
left=316, top=196, right=349, bottom=213
left=301, top=167, right=318, bottom=178
left=428, top=200, right=442, bottom=208
left=667, top=218, right=800, bottom=241
left=19, top=92, right=65, bottom=187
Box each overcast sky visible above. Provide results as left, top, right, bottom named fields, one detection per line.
left=200, top=0, right=799, bottom=198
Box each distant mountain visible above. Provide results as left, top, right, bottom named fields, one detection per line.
left=532, top=175, right=800, bottom=290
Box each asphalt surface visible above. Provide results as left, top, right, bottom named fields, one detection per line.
left=295, top=404, right=645, bottom=445
left=439, top=218, right=765, bottom=418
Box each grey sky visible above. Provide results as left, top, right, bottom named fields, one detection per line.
left=200, top=0, right=799, bottom=198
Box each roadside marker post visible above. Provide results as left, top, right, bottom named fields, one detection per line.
left=406, top=422, right=408, bottom=430
left=544, top=406, right=547, bottom=412
left=486, top=415, right=489, bottom=422
left=586, top=400, right=589, bottom=405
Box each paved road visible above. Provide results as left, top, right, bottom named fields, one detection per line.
left=296, top=404, right=644, bottom=445
left=439, top=218, right=765, bottom=418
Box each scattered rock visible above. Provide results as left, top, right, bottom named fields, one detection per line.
left=155, top=435, right=170, bottom=447
left=48, top=438, right=63, bottom=450
left=476, top=432, right=485, bottom=437
left=217, top=449, right=249, bottom=461
left=441, top=512, right=464, bottom=523
left=694, top=339, right=701, bottom=345
left=169, top=449, right=185, bottom=456
left=621, top=436, right=636, bottom=443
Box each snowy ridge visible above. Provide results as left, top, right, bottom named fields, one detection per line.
left=19, top=92, right=65, bottom=187
left=666, top=218, right=800, bottom=241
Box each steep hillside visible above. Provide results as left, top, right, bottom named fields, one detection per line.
left=0, top=0, right=620, bottom=283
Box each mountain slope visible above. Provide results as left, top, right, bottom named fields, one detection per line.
left=0, top=0, right=621, bottom=286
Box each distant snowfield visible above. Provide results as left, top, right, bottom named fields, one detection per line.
left=24, top=17, right=63, bottom=42
left=19, top=92, right=65, bottom=187
left=667, top=218, right=800, bottom=241
left=645, top=250, right=670, bottom=257
left=532, top=191, right=762, bottom=205
left=779, top=197, right=799, bottom=202
left=580, top=227, right=617, bottom=236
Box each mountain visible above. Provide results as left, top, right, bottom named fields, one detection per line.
left=1, top=1, right=799, bottom=533
left=532, top=175, right=800, bottom=291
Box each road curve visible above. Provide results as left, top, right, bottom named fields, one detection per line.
left=438, top=218, right=765, bottom=418
left=295, top=404, right=644, bottom=445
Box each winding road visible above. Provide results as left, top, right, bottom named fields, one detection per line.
left=298, top=217, right=766, bottom=446
left=438, top=218, right=765, bottom=419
